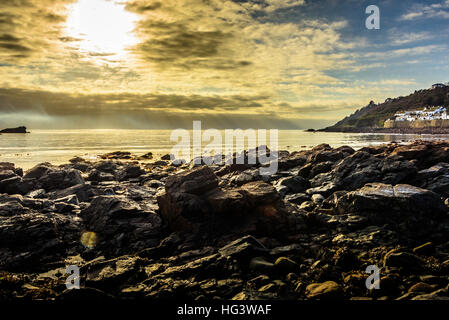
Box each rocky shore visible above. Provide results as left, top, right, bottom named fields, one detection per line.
left=320, top=127, right=449, bottom=134
left=0, top=140, right=448, bottom=301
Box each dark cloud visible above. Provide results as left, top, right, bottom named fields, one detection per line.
left=125, top=0, right=162, bottom=13
left=138, top=29, right=231, bottom=61
left=0, top=87, right=268, bottom=116
left=0, top=0, right=76, bottom=61
left=128, top=1, right=253, bottom=70
left=0, top=87, right=305, bottom=129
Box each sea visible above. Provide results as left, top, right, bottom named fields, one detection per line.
left=1, top=129, right=448, bottom=170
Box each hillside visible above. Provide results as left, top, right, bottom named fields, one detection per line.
left=322, top=85, right=449, bottom=132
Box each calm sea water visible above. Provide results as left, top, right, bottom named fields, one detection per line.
left=0, top=129, right=448, bottom=170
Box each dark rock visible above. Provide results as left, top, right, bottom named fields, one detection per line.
left=274, top=257, right=298, bottom=273
left=0, top=126, right=28, bottom=134
left=48, top=184, right=94, bottom=203
left=240, top=181, right=280, bottom=204
left=161, top=154, right=172, bottom=161
left=165, top=166, right=218, bottom=195
left=383, top=250, right=423, bottom=271
left=99, top=151, right=132, bottom=160
left=24, top=164, right=84, bottom=191
left=218, top=235, right=268, bottom=262
left=88, top=169, right=115, bottom=182
left=305, top=281, right=342, bottom=300
left=116, top=165, right=145, bottom=181
left=0, top=212, right=82, bottom=272
left=0, top=176, right=32, bottom=195
left=334, top=183, right=447, bottom=226
left=275, top=176, right=310, bottom=194
left=0, top=162, right=23, bottom=176
left=80, top=196, right=162, bottom=255
left=57, top=287, right=115, bottom=301
left=284, top=193, right=309, bottom=204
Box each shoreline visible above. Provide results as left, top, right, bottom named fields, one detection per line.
left=0, top=140, right=448, bottom=301
left=320, top=127, right=449, bottom=134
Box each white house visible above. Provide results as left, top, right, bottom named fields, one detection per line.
left=390, top=107, right=448, bottom=122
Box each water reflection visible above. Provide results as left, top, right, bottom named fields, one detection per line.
left=0, top=129, right=448, bottom=170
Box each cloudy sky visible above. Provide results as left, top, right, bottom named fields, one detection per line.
left=0, top=0, right=449, bottom=129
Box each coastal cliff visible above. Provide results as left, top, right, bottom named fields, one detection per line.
left=322, top=85, right=449, bottom=133
left=0, top=141, right=448, bottom=301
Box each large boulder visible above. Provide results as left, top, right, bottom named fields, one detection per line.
left=80, top=196, right=162, bottom=255
left=24, top=163, right=84, bottom=191
left=0, top=212, right=83, bottom=271
left=165, top=166, right=218, bottom=195
left=334, top=183, right=447, bottom=228
left=0, top=176, right=33, bottom=195
left=412, top=163, right=449, bottom=197
left=275, top=176, right=310, bottom=194
left=329, top=150, right=417, bottom=191
left=157, top=167, right=291, bottom=237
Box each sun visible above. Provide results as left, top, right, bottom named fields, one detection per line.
left=65, top=0, right=139, bottom=61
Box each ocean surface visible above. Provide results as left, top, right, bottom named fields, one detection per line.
left=1, top=129, right=449, bottom=170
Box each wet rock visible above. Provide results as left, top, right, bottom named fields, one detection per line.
left=411, top=288, right=449, bottom=300
left=88, top=169, right=115, bottom=182
left=305, top=281, right=342, bottom=300
left=0, top=126, right=28, bottom=134
left=332, top=226, right=397, bottom=248
left=284, top=193, right=309, bottom=204
left=0, top=162, right=23, bottom=176
left=0, top=196, right=31, bottom=216
left=57, top=287, right=115, bottom=301
left=80, top=196, right=162, bottom=255
left=161, top=154, right=172, bottom=161
left=24, top=164, right=84, bottom=191
left=218, top=235, right=268, bottom=262
left=159, top=168, right=289, bottom=236
left=0, top=212, right=83, bottom=272
left=330, top=151, right=417, bottom=191
left=311, top=194, right=324, bottom=204
left=227, top=169, right=261, bottom=186
left=84, top=256, right=145, bottom=291
left=99, top=151, right=132, bottom=160
left=334, top=183, right=447, bottom=226
left=0, top=176, right=32, bottom=195
left=275, top=176, right=310, bottom=194
left=48, top=184, right=94, bottom=203
left=240, top=181, right=279, bottom=204
left=383, top=250, right=423, bottom=271
left=165, top=166, right=218, bottom=195
left=274, top=257, right=298, bottom=273
left=116, top=165, right=145, bottom=181
left=26, top=189, right=47, bottom=199
left=408, top=282, right=438, bottom=293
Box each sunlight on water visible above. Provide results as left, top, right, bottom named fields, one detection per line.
left=0, top=129, right=448, bottom=170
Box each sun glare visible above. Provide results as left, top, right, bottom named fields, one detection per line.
left=65, top=0, right=138, bottom=61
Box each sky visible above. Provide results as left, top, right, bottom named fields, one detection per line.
left=0, top=0, right=449, bottom=129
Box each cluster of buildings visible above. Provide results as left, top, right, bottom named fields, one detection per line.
left=432, top=83, right=449, bottom=89
left=387, top=106, right=448, bottom=123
